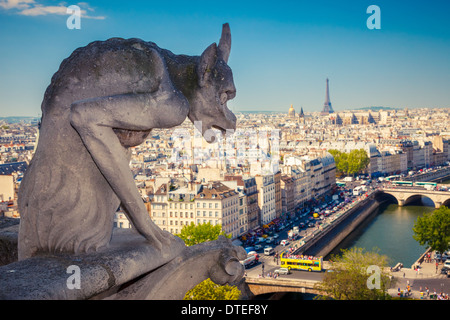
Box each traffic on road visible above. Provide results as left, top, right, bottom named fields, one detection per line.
left=238, top=164, right=450, bottom=280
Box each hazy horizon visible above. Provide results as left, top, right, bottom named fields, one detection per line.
left=1, top=0, right=449, bottom=117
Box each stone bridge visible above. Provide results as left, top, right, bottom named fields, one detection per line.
left=378, top=187, right=450, bottom=208
left=244, top=277, right=324, bottom=297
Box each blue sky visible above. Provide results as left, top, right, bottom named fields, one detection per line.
left=0, top=0, right=449, bottom=117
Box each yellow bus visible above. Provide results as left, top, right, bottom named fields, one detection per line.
left=280, top=253, right=323, bottom=272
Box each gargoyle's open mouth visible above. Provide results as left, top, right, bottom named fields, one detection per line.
left=212, top=125, right=227, bottom=134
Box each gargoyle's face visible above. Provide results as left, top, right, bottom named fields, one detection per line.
left=187, top=24, right=237, bottom=143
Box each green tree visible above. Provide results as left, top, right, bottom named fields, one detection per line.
left=178, top=223, right=238, bottom=300
left=413, top=205, right=450, bottom=253
left=329, top=149, right=369, bottom=177
left=315, top=247, right=394, bottom=300
left=184, top=278, right=241, bottom=300
left=178, top=222, right=230, bottom=247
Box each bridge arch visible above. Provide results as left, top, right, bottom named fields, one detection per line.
left=377, top=189, right=450, bottom=209
left=403, top=194, right=436, bottom=207
left=375, top=191, right=399, bottom=205
left=378, top=190, right=436, bottom=207
left=442, top=199, right=450, bottom=208
left=244, top=278, right=324, bottom=297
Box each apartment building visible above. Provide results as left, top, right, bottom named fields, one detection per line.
left=151, top=183, right=169, bottom=231
left=237, top=191, right=248, bottom=236
left=194, top=181, right=240, bottom=239
left=280, top=175, right=295, bottom=218
left=166, top=183, right=200, bottom=234
left=321, top=153, right=337, bottom=195
left=254, top=173, right=276, bottom=225
left=274, top=171, right=282, bottom=219
left=224, top=175, right=260, bottom=231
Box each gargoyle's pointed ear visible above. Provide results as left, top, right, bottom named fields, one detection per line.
left=197, top=42, right=217, bottom=87
left=218, top=23, right=231, bottom=63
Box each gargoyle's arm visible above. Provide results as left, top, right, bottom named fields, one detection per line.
left=69, top=56, right=189, bottom=250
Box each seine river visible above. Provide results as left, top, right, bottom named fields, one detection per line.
left=326, top=178, right=450, bottom=267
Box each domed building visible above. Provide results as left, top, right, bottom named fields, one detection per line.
left=288, top=104, right=296, bottom=118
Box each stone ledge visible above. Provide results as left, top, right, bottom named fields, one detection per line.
left=0, top=228, right=185, bottom=300
left=0, top=228, right=247, bottom=300
left=0, top=218, right=19, bottom=266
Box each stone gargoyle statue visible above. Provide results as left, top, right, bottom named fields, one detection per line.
left=17, top=24, right=238, bottom=262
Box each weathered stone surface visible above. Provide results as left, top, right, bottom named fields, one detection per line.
left=107, top=236, right=247, bottom=300
left=0, top=218, right=19, bottom=266
left=17, top=24, right=236, bottom=260
left=1, top=228, right=184, bottom=299
left=0, top=230, right=246, bottom=300
left=4, top=23, right=244, bottom=300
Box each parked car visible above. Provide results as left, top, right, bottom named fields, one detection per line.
left=280, top=240, right=289, bottom=246
left=264, top=247, right=274, bottom=256
left=440, top=266, right=449, bottom=275
left=274, top=268, right=290, bottom=275
left=254, top=244, right=263, bottom=252
left=444, top=259, right=450, bottom=269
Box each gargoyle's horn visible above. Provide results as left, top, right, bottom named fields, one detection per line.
left=218, top=23, right=231, bottom=63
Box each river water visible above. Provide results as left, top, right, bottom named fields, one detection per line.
left=326, top=179, right=450, bottom=267
left=280, top=179, right=449, bottom=300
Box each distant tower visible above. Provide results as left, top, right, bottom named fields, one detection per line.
left=288, top=104, right=296, bottom=118
left=321, top=78, right=334, bottom=115
left=299, top=107, right=304, bottom=118
left=298, top=107, right=305, bottom=124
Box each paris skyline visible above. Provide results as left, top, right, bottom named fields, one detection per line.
left=0, top=0, right=449, bottom=117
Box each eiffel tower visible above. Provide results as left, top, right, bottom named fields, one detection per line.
left=321, top=78, right=334, bottom=115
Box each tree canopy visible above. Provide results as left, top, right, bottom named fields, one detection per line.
left=178, top=222, right=239, bottom=300
left=329, top=149, right=370, bottom=177
left=184, top=278, right=241, bottom=300
left=178, top=222, right=230, bottom=247
left=315, top=247, right=394, bottom=300
left=413, top=205, right=450, bottom=253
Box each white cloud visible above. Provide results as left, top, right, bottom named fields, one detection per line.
left=0, top=0, right=35, bottom=10
left=0, top=0, right=105, bottom=19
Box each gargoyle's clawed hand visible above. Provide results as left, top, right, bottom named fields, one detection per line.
left=141, top=221, right=185, bottom=252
